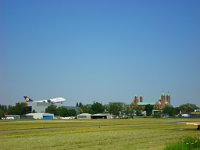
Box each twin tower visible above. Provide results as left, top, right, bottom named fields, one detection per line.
left=159, top=93, right=171, bottom=109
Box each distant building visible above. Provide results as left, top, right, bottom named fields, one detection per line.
left=27, top=102, right=52, bottom=113
left=77, top=113, right=92, bottom=119
left=154, top=93, right=171, bottom=109
left=133, top=93, right=171, bottom=109
left=77, top=113, right=112, bottom=119
left=91, top=114, right=112, bottom=119
left=26, top=113, right=54, bottom=119
left=190, top=109, right=200, bottom=118
left=27, top=102, right=80, bottom=115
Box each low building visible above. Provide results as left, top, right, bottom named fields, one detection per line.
left=91, top=114, right=112, bottom=119
left=5, top=115, right=20, bottom=120
left=77, top=113, right=92, bottom=119
left=190, top=111, right=200, bottom=118
left=26, top=113, right=54, bottom=119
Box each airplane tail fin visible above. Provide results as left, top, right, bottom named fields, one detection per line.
left=24, top=96, right=33, bottom=102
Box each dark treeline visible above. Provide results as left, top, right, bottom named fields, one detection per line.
left=45, top=105, right=77, bottom=117
left=0, top=102, right=78, bottom=118
left=75, top=102, right=199, bottom=118
left=0, top=102, right=199, bottom=119
left=0, top=102, right=31, bottom=118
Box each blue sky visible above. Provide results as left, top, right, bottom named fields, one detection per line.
left=1, top=0, right=200, bottom=106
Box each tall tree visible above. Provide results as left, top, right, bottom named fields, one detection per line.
left=179, top=103, right=199, bottom=114
left=90, top=102, right=105, bottom=114
left=7, top=102, right=30, bottom=115
left=76, top=102, right=79, bottom=107
left=108, top=102, right=123, bottom=116
left=144, top=104, right=154, bottom=116
left=45, top=105, right=58, bottom=115
left=135, top=107, right=143, bottom=116
left=124, top=106, right=135, bottom=118
left=163, top=105, right=175, bottom=117
left=57, top=106, right=68, bottom=117
left=67, top=109, right=77, bottom=116
left=0, top=109, right=4, bottom=119
left=80, top=104, right=92, bottom=113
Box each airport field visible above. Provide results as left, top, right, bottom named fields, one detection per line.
left=0, top=118, right=200, bottom=150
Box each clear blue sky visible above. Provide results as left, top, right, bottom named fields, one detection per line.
left=1, top=0, right=200, bottom=106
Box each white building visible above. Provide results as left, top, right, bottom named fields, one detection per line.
left=77, top=113, right=92, bottom=119
left=27, top=102, right=51, bottom=113
left=91, top=114, right=112, bottom=119
left=26, top=113, right=54, bottom=119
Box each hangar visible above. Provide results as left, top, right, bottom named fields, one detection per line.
left=77, top=113, right=112, bottom=119
left=26, top=113, right=54, bottom=119
left=77, top=113, right=92, bottom=119
left=91, top=114, right=111, bottom=119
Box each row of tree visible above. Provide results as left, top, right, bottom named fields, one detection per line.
left=77, top=102, right=124, bottom=116
left=76, top=102, right=199, bottom=117
left=45, top=105, right=77, bottom=117
left=0, top=102, right=199, bottom=119
left=0, top=103, right=77, bottom=118
left=0, top=103, right=31, bottom=118
left=162, top=103, right=199, bottom=117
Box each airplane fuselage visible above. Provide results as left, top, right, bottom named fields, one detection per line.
left=24, top=96, right=66, bottom=104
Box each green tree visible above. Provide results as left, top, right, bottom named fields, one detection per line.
left=7, top=102, right=30, bottom=115
left=45, top=105, right=58, bottom=115
left=144, top=104, right=154, bottom=116
left=0, top=105, right=7, bottom=119
left=90, top=102, right=105, bottom=114
left=174, top=107, right=180, bottom=116
left=135, top=107, right=143, bottom=116
left=163, top=105, right=175, bottom=117
left=124, top=106, right=135, bottom=118
left=0, top=105, right=7, bottom=112
left=57, top=106, right=68, bottom=117
left=108, top=102, right=123, bottom=116
left=179, top=103, right=199, bottom=114
left=79, top=102, right=83, bottom=108
left=76, top=102, right=79, bottom=107
left=80, top=104, right=92, bottom=113
left=67, top=109, right=77, bottom=116
left=7, top=105, right=14, bottom=115
left=0, top=109, right=5, bottom=119
left=153, top=111, right=161, bottom=118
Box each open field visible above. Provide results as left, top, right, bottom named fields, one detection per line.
left=0, top=118, right=200, bottom=150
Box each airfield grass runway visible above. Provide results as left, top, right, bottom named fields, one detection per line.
left=0, top=118, right=200, bottom=150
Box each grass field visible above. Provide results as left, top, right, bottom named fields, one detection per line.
left=0, top=118, right=200, bottom=150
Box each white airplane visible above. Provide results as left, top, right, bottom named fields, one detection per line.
left=24, top=96, right=66, bottom=104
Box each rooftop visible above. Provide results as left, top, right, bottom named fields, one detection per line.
left=137, top=102, right=155, bottom=106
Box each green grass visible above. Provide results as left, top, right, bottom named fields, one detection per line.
left=164, top=136, right=200, bottom=150
left=0, top=118, right=200, bottom=150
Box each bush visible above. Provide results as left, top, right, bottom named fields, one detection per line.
left=183, top=136, right=200, bottom=150
left=164, top=136, right=200, bottom=150
left=164, top=142, right=188, bottom=150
